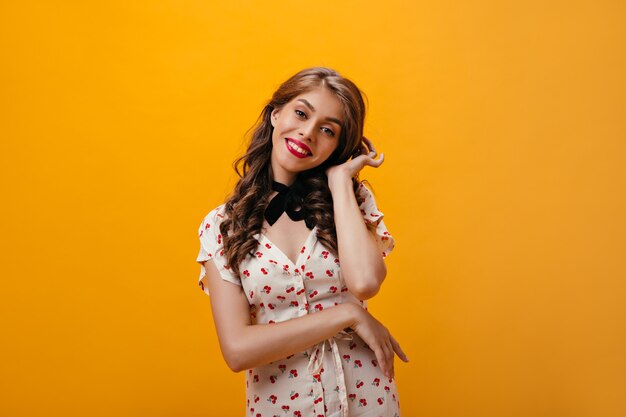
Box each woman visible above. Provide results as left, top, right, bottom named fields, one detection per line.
left=196, top=67, right=408, bottom=417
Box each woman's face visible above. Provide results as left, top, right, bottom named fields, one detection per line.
left=270, top=87, right=344, bottom=185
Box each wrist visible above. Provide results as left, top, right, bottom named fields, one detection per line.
left=327, top=170, right=352, bottom=193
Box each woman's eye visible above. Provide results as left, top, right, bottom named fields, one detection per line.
left=295, top=109, right=306, bottom=118
left=321, top=127, right=335, bottom=137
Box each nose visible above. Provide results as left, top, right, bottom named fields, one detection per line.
left=298, top=120, right=315, bottom=141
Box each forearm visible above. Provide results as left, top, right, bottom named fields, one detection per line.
left=329, top=176, right=386, bottom=298
left=232, top=303, right=358, bottom=372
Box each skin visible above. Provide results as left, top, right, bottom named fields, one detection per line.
left=202, top=86, right=409, bottom=380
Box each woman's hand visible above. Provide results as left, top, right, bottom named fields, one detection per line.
left=346, top=304, right=409, bottom=379
left=325, top=136, right=384, bottom=184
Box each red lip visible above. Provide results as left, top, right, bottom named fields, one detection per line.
left=286, top=138, right=312, bottom=155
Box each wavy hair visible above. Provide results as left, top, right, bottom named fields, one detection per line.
left=218, top=67, right=374, bottom=277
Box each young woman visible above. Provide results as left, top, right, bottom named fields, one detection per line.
left=196, top=67, right=408, bottom=417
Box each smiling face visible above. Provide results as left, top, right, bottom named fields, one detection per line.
left=269, top=87, right=344, bottom=185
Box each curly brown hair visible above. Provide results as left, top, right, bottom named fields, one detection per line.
left=218, top=67, right=374, bottom=277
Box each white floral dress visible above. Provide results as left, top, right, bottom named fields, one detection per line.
left=196, top=182, right=401, bottom=417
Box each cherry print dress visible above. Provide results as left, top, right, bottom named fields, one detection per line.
left=196, top=182, right=401, bottom=417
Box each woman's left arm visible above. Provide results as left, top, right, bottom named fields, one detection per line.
left=326, top=138, right=387, bottom=300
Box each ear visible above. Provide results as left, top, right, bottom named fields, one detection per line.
left=270, top=108, right=280, bottom=127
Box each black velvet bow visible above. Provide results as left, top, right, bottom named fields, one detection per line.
left=264, top=180, right=315, bottom=230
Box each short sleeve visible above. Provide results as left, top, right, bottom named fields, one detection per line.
left=195, top=206, right=242, bottom=296
left=357, top=182, right=395, bottom=259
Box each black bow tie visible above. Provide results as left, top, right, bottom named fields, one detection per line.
left=264, top=180, right=315, bottom=230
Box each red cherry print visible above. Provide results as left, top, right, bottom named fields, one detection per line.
left=325, top=269, right=333, bottom=277
left=294, top=411, right=301, bottom=417
left=268, top=303, right=275, bottom=310
left=304, top=302, right=309, bottom=310
left=372, top=359, right=378, bottom=367
left=329, top=286, right=337, bottom=293
left=313, top=373, right=320, bottom=382
left=253, top=374, right=259, bottom=383
left=261, top=268, right=268, bottom=275
left=269, top=259, right=278, bottom=264
left=269, top=375, right=277, bottom=383
left=278, top=364, right=287, bottom=372
left=276, top=295, right=286, bottom=302
left=281, top=405, right=290, bottom=411
left=265, top=243, right=272, bottom=249
left=268, top=394, right=278, bottom=404
left=370, top=212, right=380, bottom=218
left=249, top=290, right=254, bottom=298
left=314, top=396, right=323, bottom=404
left=307, top=255, right=311, bottom=260
left=259, top=302, right=264, bottom=308
left=254, top=393, right=260, bottom=400
left=289, top=369, right=298, bottom=378
left=354, top=359, right=362, bottom=368
left=219, top=249, right=224, bottom=256
left=263, top=285, right=272, bottom=294
left=296, top=288, right=305, bottom=295
left=372, top=377, right=380, bottom=386
left=377, top=397, right=384, bottom=405
left=286, top=286, right=295, bottom=293
left=283, top=264, right=289, bottom=272
left=360, top=208, right=366, bottom=216
left=334, top=258, right=340, bottom=265
left=321, top=251, right=329, bottom=259
left=290, top=390, right=300, bottom=400
left=205, top=223, right=210, bottom=230
left=359, top=398, right=368, bottom=406
left=384, top=385, right=390, bottom=393
left=223, top=263, right=230, bottom=270
left=314, top=304, right=323, bottom=311
left=341, top=286, right=348, bottom=292
left=348, top=394, right=356, bottom=401
left=305, top=271, right=314, bottom=279
left=309, top=290, right=318, bottom=298
left=349, top=341, right=357, bottom=350
left=300, top=264, right=305, bottom=271
left=290, top=301, right=299, bottom=307
left=243, top=269, right=250, bottom=277
left=300, top=246, right=306, bottom=253
left=255, top=251, right=263, bottom=258
left=343, top=354, right=351, bottom=362
left=356, top=379, right=364, bottom=388
left=217, top=234, right=222, bottom=244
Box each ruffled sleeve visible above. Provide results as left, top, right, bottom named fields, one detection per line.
left=195, top=205, right=242, bottom=296
left=356, top=182, right=395, bottom=259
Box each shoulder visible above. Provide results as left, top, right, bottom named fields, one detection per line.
left=355, top=181, right=378, bottom=206
left=198, top=203, right=228, bottom=236
left=355, top=181, right=385, bottom=224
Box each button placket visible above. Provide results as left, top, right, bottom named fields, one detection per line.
left=292, top=268, right=310, bottom=313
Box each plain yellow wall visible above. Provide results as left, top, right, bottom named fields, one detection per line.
left=1, top=1, right=625, bottom=416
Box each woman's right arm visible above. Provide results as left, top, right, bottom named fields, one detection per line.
left=202, top=259, right=407, bottom=378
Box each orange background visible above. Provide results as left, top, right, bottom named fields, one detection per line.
left=1, top=1, right=625, bottom=416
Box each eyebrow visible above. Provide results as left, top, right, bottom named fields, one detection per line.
left=297, top=99, right=343, bottom=126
